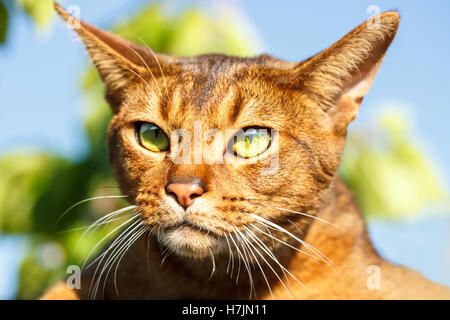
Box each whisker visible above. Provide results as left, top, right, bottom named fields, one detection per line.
left=284, top=218, right=328, bottom=272
left=227, top=232, right=242, bottom=284
left=263, top=224, right=276, bottom=248
left=160, top=246, right=172, bottom=268
left=89, top=219, right=144, bottom=298
left=134, top=35, right=169, bottom=98
left=87, top=217, right=143, bottom=270
left=224, top=235, right=234, bottom=277
left=248, top=213, right=336, bottom=270
left=146, top=225, right=156, bottom=271
left=253, top=65, right=268, bottom=82
left=94, top=224, right=146, bottom=299
left=244, top=225, right=309, bottom=293
left=243, top=227, right=294, bottom=298
left=83, top=214, right=140, bottom=271
left=72, top=206, right=137, bottom=258
left=247, top=200, right=351, bottom=235
left=121, top=63, right=158, bottom=96
left=122, top=43, right=163, bottom=98
left=234, top=227, right=273, bottom=299
left=257, top=219, right=335, bottom=271
left=208, top=249, right=216, bottom=281
left=244, top=226, right=295, bottom=297
left=227, top=231, right=254, bottom=298
left=250, top=224, right=319, bottom=261
left=57, top=195, right=128, bottom=223
left=53, top=212, right=135, bottom=236
left=110, top=225, right=148, bottom=295
left=88, top=218, right=141, bottom=298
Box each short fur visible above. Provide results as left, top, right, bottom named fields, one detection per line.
left=42, top=4, right=450, bottom=299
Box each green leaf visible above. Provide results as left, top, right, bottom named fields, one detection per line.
left=17, top=0, right=53, bottom=28
left=0, top=153, right=69, bottom=233
left=340, top=110, right=448, bottom=220
left=168, top=8, right=260, bottom=57
left=0, top=0, right=8, bottom=44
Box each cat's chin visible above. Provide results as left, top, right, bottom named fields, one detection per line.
left=158, top=224, right=220, bottom=258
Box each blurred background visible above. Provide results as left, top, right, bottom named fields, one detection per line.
left=0, top=0, right=449, bottom=299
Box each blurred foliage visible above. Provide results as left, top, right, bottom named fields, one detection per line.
left=0, top=1, right=447, bottom=299
left=0, top=0, right=54, bottom=46
left=0, top=0, right=8, bottom=44
left=17, top=0, right=53, bottom=28
left=340, top=111, right=448, bottom=219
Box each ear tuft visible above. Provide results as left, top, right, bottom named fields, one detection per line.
left=54, top=2, right=174, bottom=110
left=54, top=2, right=70, bottom=21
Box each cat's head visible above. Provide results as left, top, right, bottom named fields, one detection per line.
left=55, top=4, right=399, bottom=259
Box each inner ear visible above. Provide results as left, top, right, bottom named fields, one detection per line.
left=330, top=58, right=384, bottom=135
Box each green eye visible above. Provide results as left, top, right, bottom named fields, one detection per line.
left=139, top=123, right=169, bottom=152
left=233, top=128, right=271, bottom=158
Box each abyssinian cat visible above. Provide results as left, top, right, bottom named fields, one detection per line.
left=42, top=4, right=450, bottom=299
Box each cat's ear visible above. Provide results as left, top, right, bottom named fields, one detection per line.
left=54, top=3, right=173, bottom=110
left=290, top=12, right=399, bottom=135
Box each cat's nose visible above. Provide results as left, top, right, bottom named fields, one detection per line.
left=166, top=182, right=205, bottom=209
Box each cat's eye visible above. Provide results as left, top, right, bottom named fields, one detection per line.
left=139, top=123, right=169, bottom=152
left=233, top=128, right=271, bottom=158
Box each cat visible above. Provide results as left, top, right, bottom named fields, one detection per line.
left=42, top=3, right=450, bottom=299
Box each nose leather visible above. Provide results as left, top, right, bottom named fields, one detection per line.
left=166, top=182, right=205, bottom=208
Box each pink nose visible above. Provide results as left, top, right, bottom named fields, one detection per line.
left=166, top=183, right=205, bottom=208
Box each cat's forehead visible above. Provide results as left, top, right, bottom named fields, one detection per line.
left=123, top=54, right=294, bottom=130
left=139, top=78, right=250, bottom=131
left=178, top=53, right=298, bottom=73
left=119, top=53, right=304, bottom=135
left=179, top=54, right=252, bottom=74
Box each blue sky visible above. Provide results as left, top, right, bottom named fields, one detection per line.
left=0, top=0, right=449, bottom=298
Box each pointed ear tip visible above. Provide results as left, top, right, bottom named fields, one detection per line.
left=364, top=11, right=400, bottom=39
left=53, top=2, right=70, bottom=21
left=378, top=11, right=400, bottom=31
left=381, top=11, right=400, bottom=24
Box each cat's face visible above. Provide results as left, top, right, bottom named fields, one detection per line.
left=107, top=54, right=342, bottom=258
left=55, top=4, right=399, bottom=259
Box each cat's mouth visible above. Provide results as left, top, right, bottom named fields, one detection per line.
left=164, top=221, right=217, bottom=238
left=158, top=221, right=220, bottom=258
